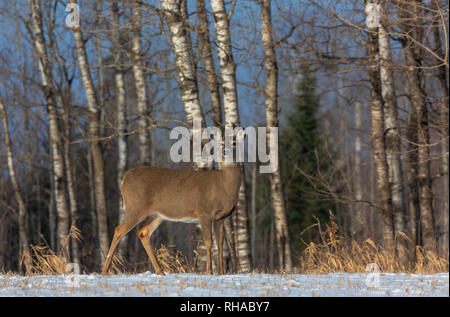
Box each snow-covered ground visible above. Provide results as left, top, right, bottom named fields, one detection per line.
left=0, top=272, right=448, bottom=297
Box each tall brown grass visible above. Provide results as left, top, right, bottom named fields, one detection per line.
left=107, top=244, right=194, bottom=274
left=21, top=225, right=82, bottom=275
left=298, top=212, right=449, bottom=274
left=19, top=216, right=448, bottom=275
left=156, top=245, right=194, bottom=273
left=22, top=231, right=193, bottom=275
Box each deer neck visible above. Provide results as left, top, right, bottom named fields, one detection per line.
left=220, top=164, right=241, bottom=196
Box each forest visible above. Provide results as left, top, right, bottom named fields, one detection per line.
left=0, top=0, right=448, bottom=275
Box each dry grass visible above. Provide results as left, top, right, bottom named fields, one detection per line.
left=107, top=244, right=193, bottom=274
left=298, top=212, right=449, bottom=274
left=108, top=253, right=128, bottom=275
left=22, top=231, right=193, bottom=275
left=21, top=226, right=82, bottom=275
left=156, top=244, right=194, bottom=273
left=18, top=217, right=448, bottom=276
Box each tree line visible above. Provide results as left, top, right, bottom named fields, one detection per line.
left=0, top=0, right=448, bottom=273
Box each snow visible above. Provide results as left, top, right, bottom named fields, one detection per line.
left=0, top=272, right=447, bottom=297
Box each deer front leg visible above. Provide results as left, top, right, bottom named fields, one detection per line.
left=199, top=216, right=213, bottom=274
left=102, top=218, right=139, bottom=274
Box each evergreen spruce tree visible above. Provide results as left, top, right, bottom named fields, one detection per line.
left=280, top=68, right=336, bottom=251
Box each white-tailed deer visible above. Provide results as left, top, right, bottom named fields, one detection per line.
left=101, top=140, right=241, bottom=275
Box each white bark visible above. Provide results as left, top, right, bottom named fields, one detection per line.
left=96, top=0, right=105, bottom=139
left=132, top=1, right=152, bottom=166
left=378, top=12, right=408, bottom=264
left=197, top=0, right=222, bottom=126
left=162, top=0, right=211, bottom=273
left=70, top=0, right=109, bottom=263
left=162, top=0, right=206, bottom=171
left=161, top=0, right=204, bottom=125
left=29, top=0, right=70, bottom=255
left=112, top=0, right=128, bottom=254
left=210, top=0, right=239, bottom=127
left=210, top=0, right=252, bottom=273
left=61, top=94, right=80, bottom=266
left=0, top=98, right=32, bottom=272
left=365, top=5, right=395, bottom=252
left=260, top=0, right=292, bottom=272
left=197, top=0, right=233, bottom=271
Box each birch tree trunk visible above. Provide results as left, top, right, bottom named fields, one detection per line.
left=0, top=98, right=32, bottom=272
left=95, top=0, right=106, bottom=140
left=161, top=0, right=205, bottom=130
left=161, top=0, right=209, bottom=272
left=365, top=9, right=395, bottom=252
left=132, top=0, right=152, bottom=166
left=132, top=0, right=157, bottom=258
left=91, top=0, right=103, bottom=266
left=29, top=0, right=70, bottom=255
left=111, top=0, right=128, bottom=255
left=378, top=8, right=408, bottom=264
left=210, top=0, right=252, bottom=273
left=259, top=0, right=292, bottom=272
left=70, top=0, right=109, bottom=264
left=180, top=0, right=198, bottom=77
left=197, top=0, right=223, bottom=126
left=196, top=0, right=237, bottom=272
left=61, top=92, right=80, bottom=266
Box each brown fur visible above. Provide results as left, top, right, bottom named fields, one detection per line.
left=101, top=163, right=241, bottom=275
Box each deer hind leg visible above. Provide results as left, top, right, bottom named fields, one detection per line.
left=199, top=216, right=213, bottom=274
left=214, top=218, right=225, bottom=274
left=102, top=216, right=141, bottom=274
left=138, top=215, right=164, bottom=275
